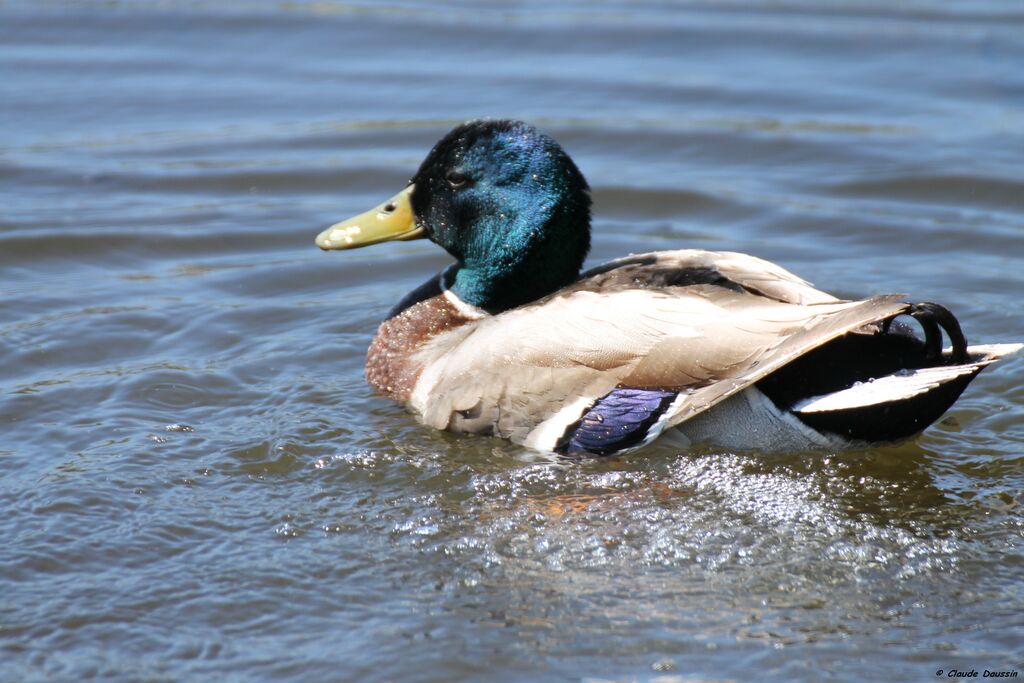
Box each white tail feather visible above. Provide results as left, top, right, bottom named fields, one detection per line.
left=794, top=343, right=1021, bottom=414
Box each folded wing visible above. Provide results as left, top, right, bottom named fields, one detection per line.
left=408, top=250, right=912, bottom=451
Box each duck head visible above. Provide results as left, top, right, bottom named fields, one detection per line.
left=316, top=120, right=591, bottom=313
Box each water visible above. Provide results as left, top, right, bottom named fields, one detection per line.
left=2, top=1, right=1023, bottom=681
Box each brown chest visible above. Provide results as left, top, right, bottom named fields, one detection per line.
left=365, top=294, right=474, bottom=401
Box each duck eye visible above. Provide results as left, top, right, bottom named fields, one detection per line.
left=445, top=169, right=470, bottom=189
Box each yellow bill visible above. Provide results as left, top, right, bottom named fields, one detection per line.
left=315, top=185, right=425, bottom=250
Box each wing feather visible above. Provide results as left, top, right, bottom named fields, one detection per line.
left=408, top=251, right=908, bottom=450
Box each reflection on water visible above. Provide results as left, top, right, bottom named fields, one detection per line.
left=2, top=0, right=1023, bottom=681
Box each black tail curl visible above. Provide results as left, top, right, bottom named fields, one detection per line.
left=883, top=302, right=969, bottom=365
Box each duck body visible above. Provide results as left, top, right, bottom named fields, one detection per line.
left=317, top=120, right=1019, bottom=456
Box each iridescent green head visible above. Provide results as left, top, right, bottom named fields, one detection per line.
left=316, top=120, right=591, bottom=313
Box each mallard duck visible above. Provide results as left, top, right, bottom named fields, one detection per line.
left=316, top=119, right=1019, bottom=456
